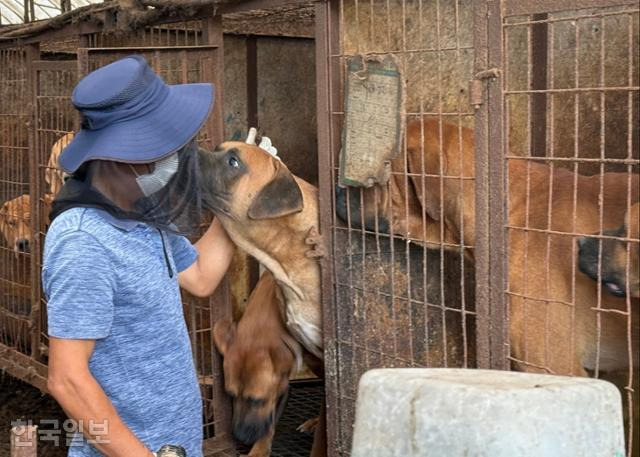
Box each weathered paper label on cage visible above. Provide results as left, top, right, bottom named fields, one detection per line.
left=339, top=54, right=405, bottom=188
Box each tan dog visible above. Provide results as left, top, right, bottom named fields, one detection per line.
left=410, top=118, right=639, bottom=375
left=45, top=132, right=74, bottom=195
left=0, top=193, right=54, bottom=254
left=213, top=271, right=324, bottom=457
left=200, top=143, right=322, bottom=359
left=339, top=118, right=639, bottom=376
left=578, top=202, right=640, bottom=299
left=335, top=121, right=464, bottom=249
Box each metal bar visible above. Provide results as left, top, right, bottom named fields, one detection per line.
left=504, top=8, right=639, bottom=27
left=506, top=86, right=639, bottom=93
left=505, top=155, right=639, bottom=164
left=203, top=15, right=224, bottom=146
left=486, top=0, right=508, bottom=370
left=26, top=42, right=41, bottom=361
left=202, top=13, right=234, bottom=453
left=316, top=2, right=340, bottom=456
left=246, top=37, right=258, bottom=129
left=85, top=45, right=220, bottom=52
left=220, top=0, right=311, bottom=14
left=472, top=0, right=491, bottom=370
left=530, top=13, right=548, bottom=157
left=503, top=0, right=638, bottom=17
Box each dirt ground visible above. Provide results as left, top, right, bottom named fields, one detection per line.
left=0, top=373, right=68, bottom=457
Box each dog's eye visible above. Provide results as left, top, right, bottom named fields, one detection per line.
left=8, top=220, right=16, bottom=227
left=228, top=156, right=239, bottom=169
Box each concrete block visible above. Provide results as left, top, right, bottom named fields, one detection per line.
left=351, top=368, right=625, bottom=457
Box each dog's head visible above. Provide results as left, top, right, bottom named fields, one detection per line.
left=213, top=317, right=301, bottom=445
left=45, top=132, right=73, bottom=196
left=578, top=202, right=639, bottom=298
left=0, top=195, right=32, bottom=254
left=199, top=142, right=303, bottom=223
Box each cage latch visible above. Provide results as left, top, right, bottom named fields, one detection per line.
left=469, top=68, right=501, bottom=109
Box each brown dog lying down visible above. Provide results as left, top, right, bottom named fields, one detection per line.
left=213, top=271, right=324, bottom=457
left=578, top=202, right=639, bottom=299
left=337, top=118, right=639, bottom=376
left=200, top=143, right=322, bottom=360
left=0, top=193, right=54, bottom=254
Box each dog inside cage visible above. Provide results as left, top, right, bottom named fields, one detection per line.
left=0, top=1, right=638, bottom=456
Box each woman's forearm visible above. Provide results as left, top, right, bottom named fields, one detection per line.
left=48, top=370, right=152, bottom=457
left=192, top=217, right=235, bottom=294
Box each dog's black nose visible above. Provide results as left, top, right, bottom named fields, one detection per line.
left=16, top=239, right=30, bottom=252
left=233, top=418, right=272, bottom=445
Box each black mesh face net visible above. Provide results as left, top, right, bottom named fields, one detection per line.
left=50, top=140, right=204, bottom=236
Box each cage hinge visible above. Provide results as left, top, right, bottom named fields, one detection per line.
left=469, top=67, right=501, bottom=109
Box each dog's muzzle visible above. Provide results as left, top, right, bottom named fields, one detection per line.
left=232, top=390, right=289, bottom=445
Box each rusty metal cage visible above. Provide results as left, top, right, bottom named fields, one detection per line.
left=0, top=13, right=235, bottom=456
left=498, top=2, right=639, bottom=455
left=316, top=0, right=639, bottom=456
left=317, top=1, right=478, bottom=454
left=2, top=0, right=639, bottom=456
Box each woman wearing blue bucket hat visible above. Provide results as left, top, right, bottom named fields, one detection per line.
left=42, top=55, right=235, bottom=457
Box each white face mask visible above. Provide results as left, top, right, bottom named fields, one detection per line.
left=132, top=153, right=179, bottom=196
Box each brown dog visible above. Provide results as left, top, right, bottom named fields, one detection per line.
left=578, top=202, right=640, bottom=299
left=45, top=132, right=74, bottom=196
left=213, top=271, right=323, bottom=457
left=335, top=121, right=465, bottom=249
left=200, top=143, right=322, bottom=360
left=0, top=194, right=54, bottom=254
left=338, top=118, right=639, bottom=376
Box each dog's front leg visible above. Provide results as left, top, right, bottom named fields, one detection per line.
left=243, top=426, right=275, bottom=457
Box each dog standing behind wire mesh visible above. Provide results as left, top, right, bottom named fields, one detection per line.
left=578, top=202, right=639, bottom=299
left=213, top=270, right=324, bottom=457
left=336, top=117, right=639, bottom=376
left=0, top=193, right=54, bottom=255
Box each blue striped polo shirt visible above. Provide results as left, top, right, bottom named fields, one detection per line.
left=42, top=207, right=203, bottom=456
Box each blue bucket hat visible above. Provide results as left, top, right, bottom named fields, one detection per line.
left=59, top=55, right=214, bottom=173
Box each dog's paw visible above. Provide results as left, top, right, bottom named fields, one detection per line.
left=296, top=416, right=319, bottom=434
left=304, top=227, right=326, bottom=259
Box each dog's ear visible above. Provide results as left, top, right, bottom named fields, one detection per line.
left=406, top=144, right=446, bottom=222
left=213, top=319, right=236, bottom=355
left=247, top=164, right=304, bottom=220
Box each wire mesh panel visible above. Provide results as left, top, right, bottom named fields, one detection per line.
left=499, top=1, right=639, bottom=455
left=0, top=47, right=33, bottom=359
left=317, top=1, right=478, bottom=455
left=78, top=40, right=232, bottom=454
left=32, top=60, right=78, bottom=369
left=85, top=20, right=205, bottom=48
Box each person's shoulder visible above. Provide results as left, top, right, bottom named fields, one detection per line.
left=45, top=208, right=119, bottom=255
left=49, top=207, right=116, bottom=236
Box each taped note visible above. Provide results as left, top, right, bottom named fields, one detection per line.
left=339, top=55, right=405, bottom=188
